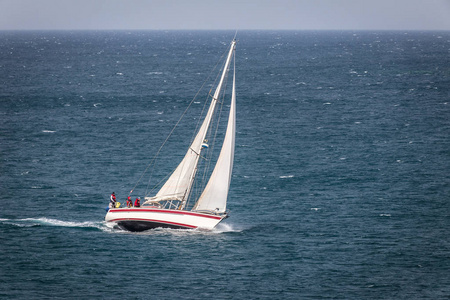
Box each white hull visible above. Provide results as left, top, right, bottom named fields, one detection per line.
left=105, top=207, right=226, bottom=231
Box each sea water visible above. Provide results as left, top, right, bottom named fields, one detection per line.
left=1, top=31, right=449, bottom=299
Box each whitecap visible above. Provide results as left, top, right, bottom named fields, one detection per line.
left=279, top=175, right=294, bottom=179
left=42, top=130, right=56, bottom=133
left=311, top=208, right=320, bottom=211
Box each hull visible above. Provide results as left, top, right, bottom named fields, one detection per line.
left=105, top=207, right=225, bottom=232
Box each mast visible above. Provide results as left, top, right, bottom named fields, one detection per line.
left=193, top=49, right=236, bottom=213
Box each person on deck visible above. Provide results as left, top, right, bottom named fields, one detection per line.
left=109, top=192, right=116, bottom=209
left=134, top=197, right=140, bottom=207
left=126, top=196, right=132, bottom=208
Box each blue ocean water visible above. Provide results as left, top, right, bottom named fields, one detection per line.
left=1, top=31, right=449, bottom=299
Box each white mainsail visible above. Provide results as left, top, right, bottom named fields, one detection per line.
left=193, top=62, right=236, bottom=213
left=147, top=40, right=236, bottom=204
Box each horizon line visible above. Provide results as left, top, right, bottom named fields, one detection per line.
left=1, top=28, right=449, bottom=32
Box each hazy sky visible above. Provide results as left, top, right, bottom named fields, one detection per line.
left=1, top=0, right=450, bottom=30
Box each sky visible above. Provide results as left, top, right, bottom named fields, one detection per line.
left=0, top=0, right=449, bottom=31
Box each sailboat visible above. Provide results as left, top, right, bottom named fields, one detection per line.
left=105, top=38, right=237, bottom=231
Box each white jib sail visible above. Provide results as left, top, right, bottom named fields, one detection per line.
left=151, top=40, right=236, bottom=203
left=193, top=59, right=236, bottom=213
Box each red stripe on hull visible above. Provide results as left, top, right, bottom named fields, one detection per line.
left=109, top=208, right=222, bottom=220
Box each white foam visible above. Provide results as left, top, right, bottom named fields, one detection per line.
left=27, top=217, right=103, bottom=228
left=213, top=223, right=242, bottom=233
left=279, top=175, right=294, bottom=179
left=42, top=130, right=56, bottom=133
left=0, top=217, right=106, bottom=230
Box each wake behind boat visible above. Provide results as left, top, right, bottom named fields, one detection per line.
left=105, top=38, right=237, bottom=231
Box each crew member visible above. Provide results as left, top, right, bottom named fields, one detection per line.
left=126, top=196, right=132, bottom=208
left=134, top=197, right=141, bottom=207
left=109, top=192, right=116, bottom=209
